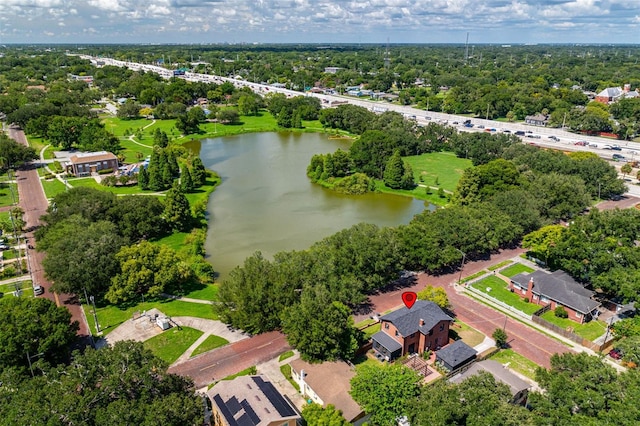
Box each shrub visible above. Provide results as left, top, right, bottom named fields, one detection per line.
left=437, top=187, right=445, bottom=198
left=98, top=168, right=113, bottom=175
left=554, top=306, right=569, bottom=318
left=524, top=297, right=529, bottom=303
left=492, top=328, right=508, bottom=348
left=52, top=161, right=63, bottom=173
left=44, top=173, right=54, bottom=180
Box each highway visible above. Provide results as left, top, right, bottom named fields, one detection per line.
left=78, top=54, right=640, bottom=186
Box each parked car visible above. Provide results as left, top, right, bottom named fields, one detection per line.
left=609, top=348, right=623, bottom=360
left=0, top=244, right=9, bottom=250
left=33, top=285, right=44, bottom=296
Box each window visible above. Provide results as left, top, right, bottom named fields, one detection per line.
left=395, top=330, right=399, bottom=337
left=384, top=323, right=389, bottom=330
left=541, top=296, right=550, bottom=303
left=439, top=323, right=444, bottom=331
left=532, top=294, right=538, bottom=300
left=576, top=312, right=582, bottom=318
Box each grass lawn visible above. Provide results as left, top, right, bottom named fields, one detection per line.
left=67, top=177, right=153, bottom=195
left=500, top=263, right=535, bottom=278
left=279, top=364, right=300, bottom=391
left=471, top=276, right=542, bottom=315
left=219, top=366, right=257, bottom=383
left=404, top=151, right=472, bottom=192
left=278, top=350, right=294, bottom=362
left=118, top=138, right=154, bottom=163
left=361, top=323, right=382, bottom=340
left=539, top=310, right=607, bottom=341
left=490, top=349, right=540, bottom=379
left=84, top=298, right=218, bottom=336
left=0, top=280, right=32, bottom=295
left=450, top=320, right=485, bottom=347
left=0, top=181, right=19, bottom=207
left=41, top=178, right=68, bottom=199
left=143, top=326, right=203, bottom=364
left=460, top=270, right=487, bottom=283
left=182, top=282, right=219, bottom=301
left=185, top=175, right=220, bottom=206
left=373, top=180, right=450, bottom=206
left=190, top=334, right=229, bottom=357
left=488, top=260, right=513, bottom=271
left=152, top=232, right=189, bottom=251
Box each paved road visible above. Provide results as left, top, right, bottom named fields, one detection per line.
left=168, top=331, right=290, bottom=388
left=354, top=247, right=571, bottom=369
left=9, top=127, right=91, bottom=341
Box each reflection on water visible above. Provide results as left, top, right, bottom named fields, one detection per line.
left=187, top=132, right=430, bottom=281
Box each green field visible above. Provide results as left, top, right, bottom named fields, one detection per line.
left=404, top=151, right=472, bottom=192
left=499, top=263, right=535, bottom=278
left=41, top=178, right=68, bottom=199
left=471, top=276, right=542, bottom=315
left=143, top=326, right=203, bottom=364
left=489, top=349, right=540, bottom=379
left=190, top=334, right=229, bottom=357
left=488, top=260, right=513, bottom=271
left=278, top=350, right=294, bottom=362
left=84, top=298, right=218, bottom=336
left=539, top=310, right=607, bottom=341
left=0, top=181, right=19, bottom=207
left=450, top=320, right=485, bottom=347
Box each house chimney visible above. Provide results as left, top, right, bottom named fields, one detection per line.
left=527, top=278, right=534, bottom=293
left=419, top=319, right=425, bottom=326
left=624, top=83, right=631, bottom=93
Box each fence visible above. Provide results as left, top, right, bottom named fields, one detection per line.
left=530, top=315, right=614, bottom=352
left=465, top=285, right=531, bottom=320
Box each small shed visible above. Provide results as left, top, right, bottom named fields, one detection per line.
left=156, top=316, right=171, bottom=330
left=436, top=340, right=477, bottom=371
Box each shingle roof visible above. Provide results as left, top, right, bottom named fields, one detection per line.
left=511, top=270, right=600, bottom=314
left=380, top=300, right=452, bottom=337
left=436, top=340, right=477, bottom=370
left=69, top=151, right=117, bottom=164
left=597, top=87, right=623, bottom=98
left=449, top=360, right=530, bottom=396
left=371, top=330, right=402, bottom=352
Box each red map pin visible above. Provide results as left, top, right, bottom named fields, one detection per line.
left=402, top=291, right=417, bottom=309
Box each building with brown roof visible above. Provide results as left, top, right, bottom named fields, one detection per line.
left=289, top=359, right=365, bottom=423
left=66, top=151, right=118, bottom=176
left=207, top=375, right=300, bottom=426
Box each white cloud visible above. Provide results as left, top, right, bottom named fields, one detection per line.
left=0, top=0, right=637, bottom=43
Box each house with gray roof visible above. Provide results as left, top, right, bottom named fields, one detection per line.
left=508, top=270, right=600, bottom=323
left=435, top=340, right=477, bottom=371
left=449, top=360, right=531, bottom=405
left=371, top=300, right=452, bottom=361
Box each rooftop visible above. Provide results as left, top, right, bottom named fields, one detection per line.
left=511, top=270, right=600, bottom=314
left=380, top=300, right=453, bottom=337
left=68, top=151, right=117, bottom=164
left=449, top=360, right=530, bottom=396
left=289, top=359, right=362, bottom=422
left=207, top=375, right=299, bottom=426
left=436, top=340, right=477, bottom=370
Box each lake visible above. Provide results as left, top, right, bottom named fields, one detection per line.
left=187, top=132, right=430, bottom=280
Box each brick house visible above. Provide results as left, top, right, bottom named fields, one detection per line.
left=371, top=300, right=453, bottom=361
left=595, top=85, right=640, bottom=104
left=66, top=151, right=118, bottom=177
left=524, top=113, right=549, bottom=126
left=207, top=375, right=300, bottom=426
left=508, top=270, right=600, bottom=324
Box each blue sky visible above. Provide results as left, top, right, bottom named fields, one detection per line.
left=0, top=0, right=639, bottom=44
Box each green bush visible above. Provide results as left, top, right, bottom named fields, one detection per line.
left=52, top=161, right=63, bottom=173
left=554, top=306, right=569, bottom=318
left=98, top=168, right=113, bottom=175
left=524, top=297, right=529, bottom=303
left=44, top=173, right=54, bottom=180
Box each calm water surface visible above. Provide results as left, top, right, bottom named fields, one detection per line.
left=187, top=132, right=429, bottom=280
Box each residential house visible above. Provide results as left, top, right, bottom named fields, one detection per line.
left=449, top=360, right=531, bottom=405
left=289, top=359, right=365, bottom=424
left=435, top=340, right=477, bottom=371
left=324, top=67, right=343, bottom=74
left=371, top=300, right=453, bottom=361
left=595, top=84, right=640, bottom=104
left=525, top=113, right=549, bottom=126
left=207, top=375, right=300, bottom=426
left=66, top=151, right=118, bottom=177
left=508, top=270, right=600, bottom=323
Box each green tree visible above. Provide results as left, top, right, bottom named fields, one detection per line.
left=0, top=297, right=79, bottom=374
left=106, top=241, right=192, bottom=304
left=40, top=187, right=116, bottom=228
left=621, top=162, right=632, bottom=179
left=0, top=341, right=201, bottom=425
left=522, top=225, right=565, bottom=264
left=384, top=150, right=407, bottom=189
left=492, top=328, right=508, bottom=348
left=116, top=100, right=141, bottom=119
left=416, top=285, right=449, bottom=308
left=39, top=216, right=125, bottom=297
left=216, top=108, right=240, bottom=124
left=350, top=363, right=422, bottom=426
left=301, top=403, right=350, bottom=426
left=0, top=133, right=38, bottom=171
left=137, top=165, right=149, bottom=189
left=163, top=184, right=192, bottom=231
left=281, top=285, right=361, bottom=362
left=191, top=156, right=207, bottom=187
left=180, top=166, right=194, bottom=193
left=107, top=195, right=166, bottom=241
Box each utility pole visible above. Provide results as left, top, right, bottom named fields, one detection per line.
left=464, top=32, right=469, bottom=65
left=455, top=248, right=466, bottom=284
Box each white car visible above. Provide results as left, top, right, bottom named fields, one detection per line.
left=33, top=285, right=44, bottom=296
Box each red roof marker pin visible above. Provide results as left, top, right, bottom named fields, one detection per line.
left=401, top=291, right=417, bottom=309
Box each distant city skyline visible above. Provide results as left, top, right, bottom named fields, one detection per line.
left=0, top=0, right=639, bottom=45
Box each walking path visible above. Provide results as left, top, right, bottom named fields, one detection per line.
left=125, top=119, right=155, bottom=149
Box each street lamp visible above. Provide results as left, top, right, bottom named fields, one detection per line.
left=84, top=287, right=101, bottom=334
left=454, top=248, right=466, bottom=284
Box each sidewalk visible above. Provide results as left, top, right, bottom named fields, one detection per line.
left=256, top=352, right=307, bottom=412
